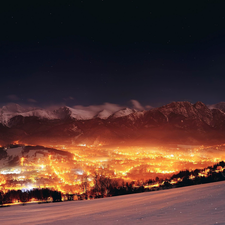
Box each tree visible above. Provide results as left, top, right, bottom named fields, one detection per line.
left=0, top=191, right=3, bottom=205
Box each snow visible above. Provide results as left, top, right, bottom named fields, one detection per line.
left=210, top=102, right=225, bottom=112
left=0, top=147, right=23, bottom=169
left=0, top=104, right=58, bottom=126
left=127, top=111, right=145, bottom=121
left=1, top=181, right=225, bottom=224
left=0, top=104, right=96, bottom=125
left=111, top=108, right=137, bottom=119
left=1, top=104, right=27, bottom=114
left=61, top=107, right=138, bottom=120
left=0, top=104, right=26, bottom=125
left=69, top=107, right=95, bottom=120
left=19, top=109, right=58, bottom=120
left=0, top=101, right=219, bottom=126
left=0, top=103, right=147, bottom=126
left=0, top=159, right=7, bottom=169
left=23, top=149, right=48, bottom=158
left=0, top=104, right=142, bottom=126
left=58, top=107, right=139, bottom=120
left=6, top=147, right=23, bottom=158
left=54, top=106, right=97, bottom=120
left=95, top=109, right=112, bottom=119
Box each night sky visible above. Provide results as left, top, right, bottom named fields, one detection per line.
left=1, top=1, right=225, bottom=108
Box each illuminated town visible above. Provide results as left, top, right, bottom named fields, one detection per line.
left=1, top=143, right=225, bottom=198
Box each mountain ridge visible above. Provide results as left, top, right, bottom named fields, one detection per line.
left=1, top=101, right=225, bottom=146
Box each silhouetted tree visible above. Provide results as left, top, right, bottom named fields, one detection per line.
left=0, top=191, right=3, bottom=205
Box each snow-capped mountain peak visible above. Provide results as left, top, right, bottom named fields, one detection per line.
left=0, top=103, right=142, bottom=126
left=0, top=104, right=47, bottom=126
left=110, top=108, right=137, bottom=118
left=1, top=103, right=27, bottom=113
left=209, top=102, right=225, bottom=113
left=95, top=109, right=111, bottom=119
left=54, top=106, right=95, bottom=120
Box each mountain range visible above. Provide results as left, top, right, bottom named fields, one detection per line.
left=1, top=101, right=225, bottom=146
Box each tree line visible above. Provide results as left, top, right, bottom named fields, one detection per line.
left=0, top=189, right=61, bottom=205
left=1, top=161, right=225, bottom=205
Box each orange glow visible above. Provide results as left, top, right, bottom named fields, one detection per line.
left=20, top=157, right=24, bottom=166
left=1, top=143, right=225, bottom=194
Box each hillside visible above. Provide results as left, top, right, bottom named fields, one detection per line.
left=0, top=181, right=224, bottom=225
left=0, top=145, right=73, bottom=170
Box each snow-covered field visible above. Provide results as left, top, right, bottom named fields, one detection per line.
left=1, top=181, right=225, bottom=225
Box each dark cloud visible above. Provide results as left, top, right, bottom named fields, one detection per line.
left=7, top=95, right=20, bottom=101
left=27, top=98, right=37, bottom=103
left=63, top=96, right=74, bottom=101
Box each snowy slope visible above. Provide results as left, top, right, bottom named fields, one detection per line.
left=0, top=104, right=140, bottom=126
left=0, top=146, right=73, bottom=170
left=1, top=181, right=225, bottom=224
left=95, top=109, right=112, bottom=119
left=0, top=104, right=57, bottom=126
left=111, top=108, right=137, bottom=118
left=18, top=109, right=57, bottom=120
left=55, top=107, right=138, bottom=120
left=54, top=106, right=95, bottom=120
left=2, top=102, right=225, bottom=127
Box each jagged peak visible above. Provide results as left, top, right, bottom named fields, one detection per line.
left=193, top=101, right=208, bottom=110
left=160, top=101, right=193, bottom=109
left=209, top=102, right=225, bottom=113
